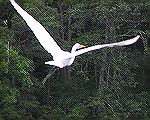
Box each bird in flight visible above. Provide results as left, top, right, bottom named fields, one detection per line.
left=10, top=0, right=140, bottom=84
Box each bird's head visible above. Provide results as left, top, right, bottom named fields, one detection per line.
left=71, top=43, right=86, bottom=53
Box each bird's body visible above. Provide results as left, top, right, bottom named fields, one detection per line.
left=45, top=51, right=72, bottom=68
left=10, top=0, right=140, bottom=69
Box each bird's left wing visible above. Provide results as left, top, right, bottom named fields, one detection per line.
left=10, top=0, right=63, bottom=60
left=71, top=35, right=140, bottom=57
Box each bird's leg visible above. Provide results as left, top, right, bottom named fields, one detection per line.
left=42, top=66, right=58, bottom=85
left=49, top=66, right=55, bottom=73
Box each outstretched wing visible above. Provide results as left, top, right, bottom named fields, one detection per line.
left=72, top=35, right=140, bottom=57
left=10, top=0, right=63, bottom=60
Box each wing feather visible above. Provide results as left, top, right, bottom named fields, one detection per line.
left=72, top=35, right=140, bottom=57
left=10, top=0, right=63, bottom=60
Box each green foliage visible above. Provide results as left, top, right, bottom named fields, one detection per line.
left=0, top=83, right=19, bottom=104
left=0, top=26, right=34, bottom=119
left=68, top=106, right=85, bottom=119
left=8, top=50, right=33, bottom=86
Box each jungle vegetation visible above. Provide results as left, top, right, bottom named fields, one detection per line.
left=0, top=0, right=150, bottom=119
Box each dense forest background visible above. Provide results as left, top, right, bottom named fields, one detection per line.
left=0, top=0, right=150, bottom=119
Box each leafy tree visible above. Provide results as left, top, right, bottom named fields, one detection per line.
left=0, top=0, right=149, bottom=119
left=0, top=26, right=34, bottom=119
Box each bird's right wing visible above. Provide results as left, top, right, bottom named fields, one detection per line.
left=72, top=35, right=140, bottom=57
left=10, top=0, right=63, bottom=60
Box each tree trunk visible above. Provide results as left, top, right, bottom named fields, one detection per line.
left=58, top=3, right=65, bottom=41
left=67, top=5, right=72, bottom=42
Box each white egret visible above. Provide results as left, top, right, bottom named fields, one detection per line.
left=10, top=0, right=140, bottom=84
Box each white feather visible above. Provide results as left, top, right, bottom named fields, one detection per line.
left=10, top=0, right=63, bottom=60
left=72, top=35, right=140, bottom=57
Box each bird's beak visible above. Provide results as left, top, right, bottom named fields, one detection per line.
left=80, top=44, right=86, bottom=48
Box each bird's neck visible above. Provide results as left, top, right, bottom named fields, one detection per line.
left=67, top=45, right=77, bottom=66
left=71, top=46, right=78, bottom=53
